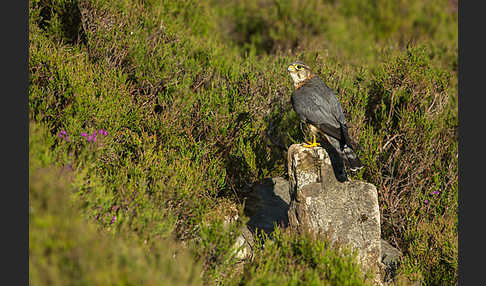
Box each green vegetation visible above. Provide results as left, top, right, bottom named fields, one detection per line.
left=29, top=138, right=203, bottom=286
left=29, top=0, right=457, bottom=285
left=239, top=228, right=374, bottom=285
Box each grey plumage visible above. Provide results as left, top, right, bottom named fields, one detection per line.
left=291, top=76, right=346, bottom=141
left=288, top=65, right=363, bottom=172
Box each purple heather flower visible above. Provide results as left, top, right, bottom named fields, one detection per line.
left=87, top=135, right=93, bottom=142
left=110, top=215, right=117, bottom=225
left=58, top=133, right=64, bottom=138
left=431, top=191, right=440, bottom=195
left=61, top=130, right=67, bottom=135
left=103, top=130, right=108, bottom=136
left=99, top=129, right=104, bottom=135
left=424, top=199, right=429, bottom=204
left=81, top=132, right=87, bottom=137
left=65, top=136, right=70, bottom=142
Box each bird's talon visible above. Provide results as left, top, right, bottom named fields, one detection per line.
left=302, top=142, right=320, bottom=148
left=302, top=135, right=320, bottom=148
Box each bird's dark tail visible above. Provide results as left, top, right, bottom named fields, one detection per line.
left=341, top=145, right=363, bottom=172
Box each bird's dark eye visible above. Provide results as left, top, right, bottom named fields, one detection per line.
left=296, top=65, right=302, bottom=70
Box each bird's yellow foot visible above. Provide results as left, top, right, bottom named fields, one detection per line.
left=302, top=135, right=320, bottom=148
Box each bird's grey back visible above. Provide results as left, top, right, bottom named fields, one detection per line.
left=291, top=76, right=347, bottom=126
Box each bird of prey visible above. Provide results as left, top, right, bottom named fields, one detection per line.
left=287, top=61, right=363, bottom=172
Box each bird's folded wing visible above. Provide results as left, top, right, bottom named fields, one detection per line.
left=292, top=86, right=343, bottom=141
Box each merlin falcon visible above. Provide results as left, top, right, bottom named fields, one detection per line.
left=287, top=61, right=363, bottom=172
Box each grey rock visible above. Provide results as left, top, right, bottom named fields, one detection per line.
left=381, top=239, right=402, bottom=282
left=286, top=144, right=383, bottom=281
left=233, top=177, right=291, bottom=260
left=244, top=177, right=291, bottom=235
left=233, top=224, right=255, bottom=260
left=235, top=144, right=393, bottom=285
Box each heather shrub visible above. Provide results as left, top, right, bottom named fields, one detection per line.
left=238, top=227, right=373, bottom=286
left=29, top=0, right=457, bottom=284
left=29, top=123, right=203, bottom=286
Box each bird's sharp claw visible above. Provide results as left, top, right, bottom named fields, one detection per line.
left=302, top=142, right=320, bottom=148
left=302, top=135, right=320, bottom=148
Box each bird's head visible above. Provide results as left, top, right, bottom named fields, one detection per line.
left=287, top=61, right=313, bottom=88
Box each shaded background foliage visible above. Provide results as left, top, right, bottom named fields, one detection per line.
left=29, top=0, right=457, bottom=285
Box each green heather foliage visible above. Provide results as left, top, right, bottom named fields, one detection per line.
left=29, top=0, right=457, bottom=285
left=29, top=123, right=203, bottom=286
left=239, top=228, right=373, bottom=286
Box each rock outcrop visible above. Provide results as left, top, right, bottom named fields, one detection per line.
left=245, top=177, right=291, bottom=234
left=286, top=144, right=382, bottom=278
left=235, top=144, right=402, bottom=284
left=381, top=239, right=403, bottom=283
left=233, top=177, right=291, bottom=260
